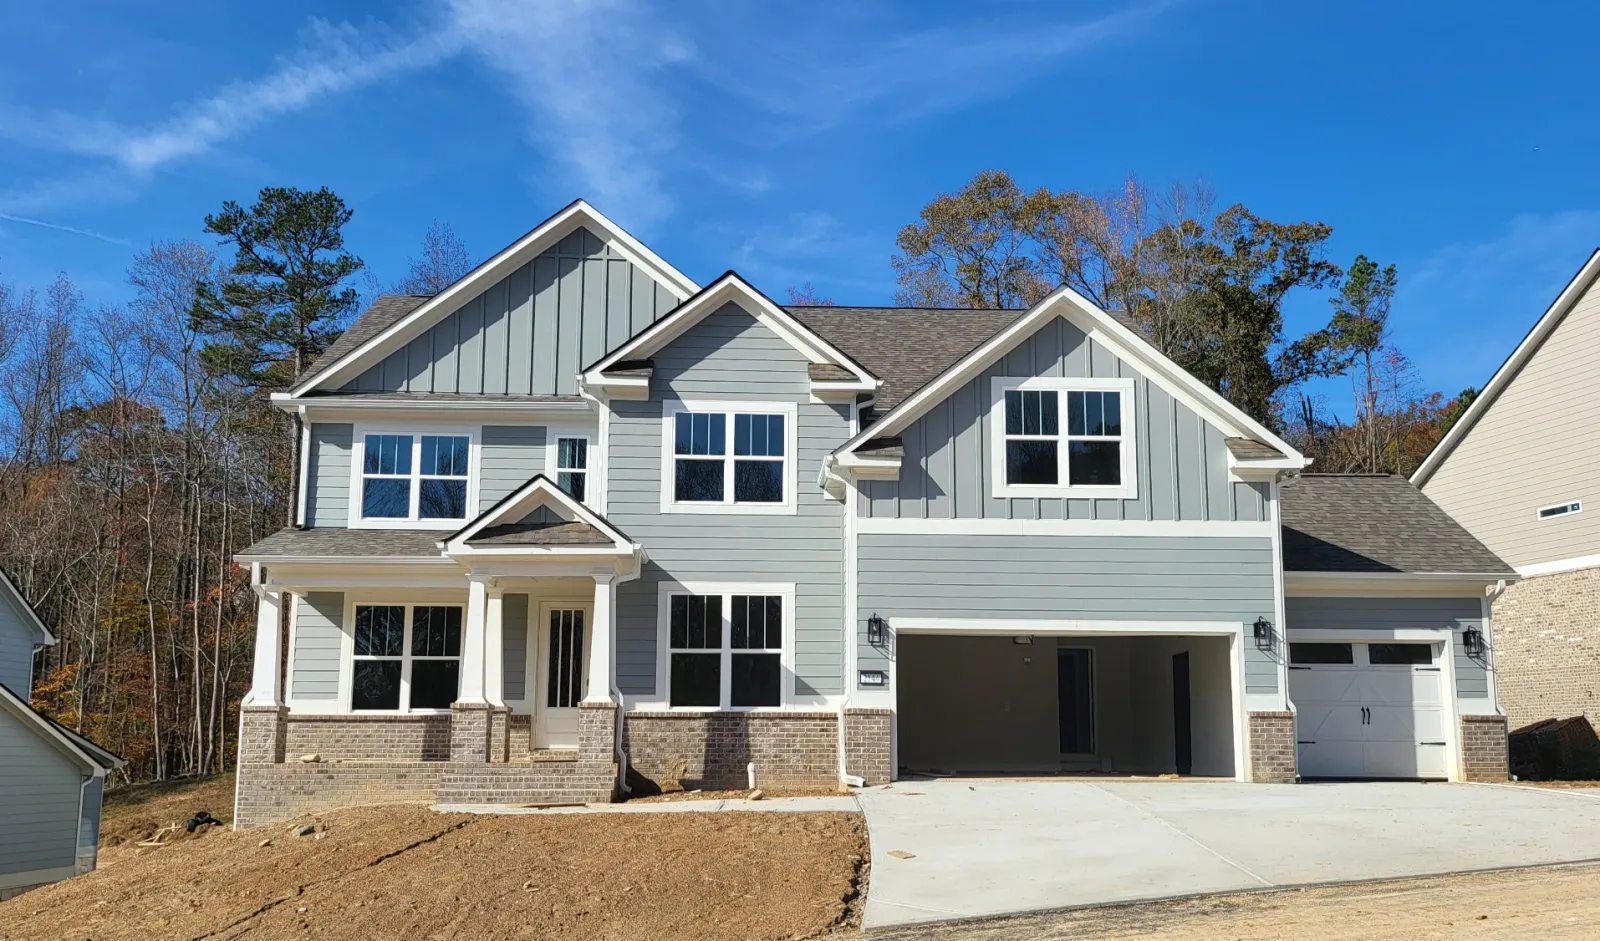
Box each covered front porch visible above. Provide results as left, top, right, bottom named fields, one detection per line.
left=234, top=477, right=644, bottom=824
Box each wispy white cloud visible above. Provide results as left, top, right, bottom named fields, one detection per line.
left=1396, top=210, right=1600, bottom=393
left=0, top=212, right=131, bottom=246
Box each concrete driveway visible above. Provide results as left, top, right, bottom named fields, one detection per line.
left=857, top=779, right=1600, bottom=928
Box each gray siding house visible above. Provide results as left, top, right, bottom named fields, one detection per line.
left=0, top=571, right=123, bottom=900
left=232, top=199, right=1517, bottom=827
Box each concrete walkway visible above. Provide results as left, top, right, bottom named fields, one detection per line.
left=856, top=779, right=1600, bottom=929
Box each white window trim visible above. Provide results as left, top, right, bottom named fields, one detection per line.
left=1536, top=499, right=1583, bottom=521
left=658, top=400, right=799, bottom=515
left=544, top=429, right=593, bottom=506
left=346, top=601, right=465, bottom=715
left=989, top=377, right=1138, bottom=500
left=347, top=423, right=480, bottom=530
left=652, top=581, right=796, bottom=711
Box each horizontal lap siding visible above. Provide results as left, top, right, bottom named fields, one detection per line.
left=290, top=592, right=344, bottom=703
left=1285, top=596, right=1489, bottom=699
left=479, top=425, right=548, bottom=511
left=0, top=714, right=83, bottom=877
left=344, top=227, right=679, bottom=397
left=858, top=534, right=1278, bottom=693
left=503, top=593, right=529, bottom=702
left=307, top=423, right=353, bottom=527
left=858, top=315, right=1266, bottom=523
left=609, top=304, right=847, bottom=698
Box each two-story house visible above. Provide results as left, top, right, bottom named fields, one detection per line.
left=0, top=570, right=122, bottom=900
left=233, top=200, right=1517, bottom=827
left=1414, top=248, right=1600, bottom=732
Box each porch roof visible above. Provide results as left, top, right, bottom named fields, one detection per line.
left=467, top=520, right=614, bottom=546
left=239, top=527, right=444, bottom=559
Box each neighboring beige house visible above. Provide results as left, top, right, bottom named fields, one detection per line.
left=1413, top=248, right=1600, bottom=731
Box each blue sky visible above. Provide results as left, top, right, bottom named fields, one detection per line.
left=2, top=0, right=1598, bottom=410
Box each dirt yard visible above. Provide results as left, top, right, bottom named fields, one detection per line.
left=98, top=773, right=237, bottom=847
left=872, top=863, right=1600, bottom=941
left=0, top=804, right=866, bottom=941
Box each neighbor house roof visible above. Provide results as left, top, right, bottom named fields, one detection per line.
left=0, top=683, right=124, bottom=773
left=1412, top=248, right=1600, bottom=487
left=1280, top=474, right=1515, bottom=575
left=0, top=568, right=55, bottom=646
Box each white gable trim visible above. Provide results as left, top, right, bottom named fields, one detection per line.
left=443, top=474, right=635, bottom=555
left=0, top=570, right=55, bottom=646
left=582, top=273, right=878, bottom=388
left=834, top=284, right=1306, bottom=465
left=1412, top=248, right=1600, bottom=487
left=289, top=200, right=699, bottom=398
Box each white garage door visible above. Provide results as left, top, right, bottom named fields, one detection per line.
left=1288, top=640, right=1448, bottom=779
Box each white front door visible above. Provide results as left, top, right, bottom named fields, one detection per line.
left=535, top=602, right=592, bottom=749
left=1289, top=640, right=1448, bottom=780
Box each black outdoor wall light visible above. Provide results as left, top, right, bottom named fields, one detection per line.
left=1463, top=625, right=1485, bottom=658
left=867, top=614, right=887, bottom=646
left=1253, top=617, right=1274, bottom=651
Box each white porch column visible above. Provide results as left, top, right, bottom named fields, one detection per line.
left=243, top=587, right=284, bottom=707
left=459, top=574, right=494, bottom=705
left=583, top=573, right=616, bottom=703
left=484, top=583, right=506, bottom=708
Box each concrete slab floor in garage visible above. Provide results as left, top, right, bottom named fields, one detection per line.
left=856, top=779, right=1600, bottom=929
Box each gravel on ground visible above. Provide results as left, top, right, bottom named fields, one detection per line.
left=0, top=803, right=867, bottom=941
left=868, top=863, right=1600, bottom=940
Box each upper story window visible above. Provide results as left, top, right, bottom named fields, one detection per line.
left=355, top=431, right=474, bottom=527
left=660, top=401, right=798, bottom=514
left=556, top=437, right=589, bottom=503
left=990, top=378, right=1137, bottom=499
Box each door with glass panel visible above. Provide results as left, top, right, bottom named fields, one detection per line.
left=535, top=602, right=592, bottom=748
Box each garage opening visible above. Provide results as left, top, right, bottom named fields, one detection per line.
left=897, top=634, right=1238, bottom=777
left=1288, top=639, right=1448, bottom=780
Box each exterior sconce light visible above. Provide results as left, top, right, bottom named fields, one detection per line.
left=1463, top=625, right=1485, bottom=658
left=1253, top=617, right=1274, bottom=652
left=867, top=614, right=887, bottom=646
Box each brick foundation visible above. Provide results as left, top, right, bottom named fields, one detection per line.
left=843, top=708, right=892, bottom=785
left=449, top=703, right=491, bottom=762
left=1460, top=714, right=1510, bottom=781
left=284, top=714, right=451, bottom=762
left=488, top=707, right=511, bottom=763
left=1492, top=568, right=1600, bottom=731
left=624, top=711, right=839, bottom=789
left=238, top=705, right=287, bottom=764
left=234, top=762, right=447, bottom=828
left=1248, top=711, right=1297, bottom=783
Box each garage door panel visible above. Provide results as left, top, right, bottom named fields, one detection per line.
left=1290, top=669, right=1360, bottom=703
left=1361, top=670, right=1444, bottom=706
left=1295, top=703, right=1364, bottom=741
left=1298, top=741, right=1365, bottom=778
left=1288, top=639, right=1450, bottom=780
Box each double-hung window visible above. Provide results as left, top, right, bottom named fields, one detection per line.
left=350, top=604, right=462, bottom=711
left=555, top=437, right=589, bottom=503
left=992, top=378, right=1136, bottom=498
left=664, top=587, right=788, bottom=709
left=662, top=402, right=796, bottom=513
left=358, top=433, right=472, bottom=524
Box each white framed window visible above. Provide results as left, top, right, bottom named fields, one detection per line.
left=350, top=427, right=477, bottom=528
left=659, top=401, right=798, bottom=514
left=1537, top=500, right=1583, bottom=520
left=989, top=377, right=1137, bottom=499
left=555, top=436, right=589, bottom=503
left=655, top=582, right=794, bottom=710
left=350, top=604, right=462, bottom=712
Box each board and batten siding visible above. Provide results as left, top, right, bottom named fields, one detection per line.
left=858, top=315, right=1268, bottom=523
left=289, top=592, right=344, bottom=703
left=305, top=423, right=353, bottom=528
left=1421, top=273, right=1600, bottom=570
left=1285, top=596, right=1489, bottom=700
left=858, top=534, right=1279, bottom=693
left=343, top=227, right=680, bottom=397
left=607, top=304, right=848, bottom=699
left=0, top=590, right=40, bottom=696
left=0, top=712, right=84, bottom=883
left=479, top=426, right=549, bottom=512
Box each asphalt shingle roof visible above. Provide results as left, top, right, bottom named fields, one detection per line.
left=1280, top=474, right=1515, bottom=575
left=468, top=521, right=614, bottom=546
left=291, top=294, right=432, bottom=392
left=239, top=528, right=444, bottom=558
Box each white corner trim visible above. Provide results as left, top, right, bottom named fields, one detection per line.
left=586, top=274, right=876, bottom=385
left=289, top=200, right=699, bottom=397
left=658, top=399, right=799, bottom=516
left=1516, top=553, right=1600, bottom=578
left=1413, top=248, right=1600, bottom=487
left=989, top=376, right=1139, bottom=500
left=889, top=618, right=1244, bottom=636
left=855, top=516, right=1276, bottom=538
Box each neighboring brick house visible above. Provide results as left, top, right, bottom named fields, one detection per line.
left=233, top=200, right=1516, bottom=827
left=1414, top=248, right=1600, bottom=733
